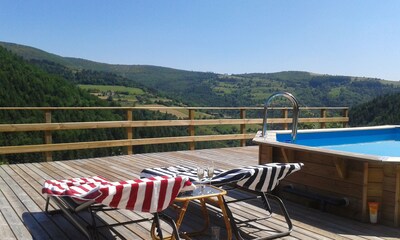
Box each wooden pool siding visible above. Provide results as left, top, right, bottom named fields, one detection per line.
left=258, top=144, right=400, bottom=227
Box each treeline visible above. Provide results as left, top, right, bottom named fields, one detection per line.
left=103, top=69, right=400, bottom=108
left=29, top=59, right=156, bottom=95
left=29, top=58, right=249, bottom=107
left=349, top=93, right=400, bottom=126
left=232, top=74, right=400, bottom=107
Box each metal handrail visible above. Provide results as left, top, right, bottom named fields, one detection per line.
left=262, top=92, right=300, bottom=142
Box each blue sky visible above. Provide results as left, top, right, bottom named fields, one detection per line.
left=1, top=0, right=400, bottom=80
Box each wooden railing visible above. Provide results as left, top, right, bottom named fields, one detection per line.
left=0, top=106, right=349, bottom=161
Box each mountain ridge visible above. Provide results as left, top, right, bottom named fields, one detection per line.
left=2, top=41, right=400, bottom=108
left=2, top=41, right=394, bottom=82
left=0, top=41, right=209, bottom=75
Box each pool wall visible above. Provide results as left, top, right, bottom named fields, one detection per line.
left=254, top=126, right=400, bottom=227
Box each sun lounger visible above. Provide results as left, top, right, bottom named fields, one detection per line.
left=42, top=175, right=195, bottom=239
left=141, top=162, right=303, bottom=239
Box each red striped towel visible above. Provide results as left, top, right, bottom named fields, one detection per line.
left=42, top=175, right=194, bottom=213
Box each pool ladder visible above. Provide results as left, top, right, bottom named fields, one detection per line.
left=262, top=92, right=300, bottom=143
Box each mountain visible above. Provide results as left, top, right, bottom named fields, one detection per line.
left=2, top=41, right=400, bottom=108
left=349, top=93, right=400, bottom=126
left=0, top=41, right=220, bottom=105
left=0, top=41, right=215, bottom=84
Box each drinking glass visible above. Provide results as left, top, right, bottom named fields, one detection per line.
left=197, top=165, right=205, bottom=192
left=197, top=165, right=205, bottom=182
left=207, top=161, right=214, bottom=185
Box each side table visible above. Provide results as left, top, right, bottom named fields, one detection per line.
left=152, top=184, right=232, bottom=240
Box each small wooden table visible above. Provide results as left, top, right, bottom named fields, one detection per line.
left=152, top=184, right=232, bottom=240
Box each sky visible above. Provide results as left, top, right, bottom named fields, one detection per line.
left=1, top=0, right=400, bottom=81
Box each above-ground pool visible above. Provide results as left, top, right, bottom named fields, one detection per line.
left=253, top=125, right=400, bottom=226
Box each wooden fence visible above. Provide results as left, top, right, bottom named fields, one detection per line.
left=0, top=106, right=349, bottom=161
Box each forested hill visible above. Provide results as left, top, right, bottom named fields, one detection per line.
left=0, top=46, right=189, bottom=163
left=0, top=47, right=113, bottom=108
left=349, top=93, right=400, bottom=126
left=0, top=41, right=216, bottom=90
left=2, top=41, right=400, bottom=107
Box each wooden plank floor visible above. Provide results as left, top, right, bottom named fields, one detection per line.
left=1, top=146, right=400, bottom=239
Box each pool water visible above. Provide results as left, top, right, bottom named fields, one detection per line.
left=276, top=126, right=400, bottom=157
left=321, top=140, right=400, bottom=156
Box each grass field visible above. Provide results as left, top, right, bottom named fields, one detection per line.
left=78, top=84, right=145, bottom=95
left=78, top=84, right=214, bottom=118
left=79, top=84, right=148, bottom=105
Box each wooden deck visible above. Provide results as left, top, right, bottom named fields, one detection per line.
left=1, top=146, right=399, bottom=240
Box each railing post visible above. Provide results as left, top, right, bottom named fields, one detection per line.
left=343, top=108, right=349, bottom=128
left=282, top=108, right=289, bottom=130
left=126, top=109, right=133, bottom=155
left=320, top=109, right=327, bottom=129
left=240, top=109, right=246, bottom=147
left=44, top=110, right=52, bottom=161
left=188, top=109, right=195, bottom=150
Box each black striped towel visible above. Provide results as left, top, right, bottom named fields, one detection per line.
left=140, top=163, right=303, bottom=192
